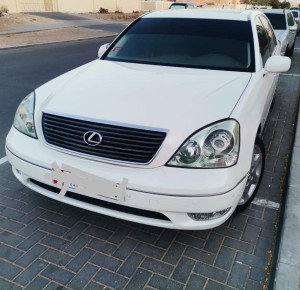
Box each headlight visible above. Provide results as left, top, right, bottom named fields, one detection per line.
left=167, top=120, right=239, bottom=168
left=13, top=92, right=37, bottom=138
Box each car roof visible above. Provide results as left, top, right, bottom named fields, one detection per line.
left=261, top=9, right=286, bottom=14
left=143, top=9, right=260, bottom=21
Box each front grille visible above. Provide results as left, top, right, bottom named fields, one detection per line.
left=42, top=113, right=167, bottom=164
left=30, top=180, right=170, bottom=221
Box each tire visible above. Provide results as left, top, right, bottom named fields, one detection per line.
left=289, top=42, right=295, bottom=57
left=285, top=45, right=290, bottom=57
left=235, top=137, right=265, bottom=213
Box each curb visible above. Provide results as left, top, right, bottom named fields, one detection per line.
left=0, top=33, right=117, bottom=51
left=272, top=81, right=300, bottom=290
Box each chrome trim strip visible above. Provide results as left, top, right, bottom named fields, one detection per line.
left=127, top=174, right=248, bottom=197
left=40, top=110, right=169, bottom=166
left=5, top=146, right=52, bottom=171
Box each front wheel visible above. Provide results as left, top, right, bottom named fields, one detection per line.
left=236, top=137, right=265, bottom=212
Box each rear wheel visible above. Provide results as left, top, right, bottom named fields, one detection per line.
left=236, top=137, right=265, bottom=212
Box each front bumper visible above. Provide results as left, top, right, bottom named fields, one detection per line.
left=6, top=127, right=248, bottom=230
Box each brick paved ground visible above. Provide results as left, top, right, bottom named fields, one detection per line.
left=0, top=58, right=299, bottom=289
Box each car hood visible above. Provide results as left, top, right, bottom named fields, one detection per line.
left=274, top=30, right=287, bottom=42
left=36, top=60, right=251, bottom=166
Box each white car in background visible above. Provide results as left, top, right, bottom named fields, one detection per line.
left=291, top=10, right=300, bottom=35
left=262, top=9, right=297, bottom=56
left=6, top=10, right=291, bottom=230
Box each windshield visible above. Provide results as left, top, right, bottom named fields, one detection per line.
left=169, top=4, right=187, bottom=9
left=264, top=13, right=287, bottom=30
left=105, top=18, right=254, bottom=72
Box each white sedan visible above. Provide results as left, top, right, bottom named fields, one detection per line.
left=6, top=9, right=291, bottom=230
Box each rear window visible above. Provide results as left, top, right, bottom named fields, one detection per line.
left=292, top=11, right=299, bottom=18
left=105, top=18, right=254, bottom=72
left=169, top=4, right=187, bottom=9
left=263, top=13, right=287, bottom=30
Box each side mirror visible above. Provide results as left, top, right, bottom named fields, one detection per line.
left=265, top=56, right=291, bottom=73
left=98, top=43, right=110, bottom=59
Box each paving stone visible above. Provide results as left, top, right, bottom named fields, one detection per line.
left=163, top=242, right=185, bottom=265
left=68, top=264, right=98, bottom=290
left=62, top=212, right=85, bottom=228
left=194, top=262, right=228, bottom=283
left=184, top=247, right=215, bottom=265
left=206, top=280, right=235, bottom=290
left=64, top=234, right=90, bottom=256
left=254, top=237, right=272, bottom=260
left=171, top=257, right=195, bottom=283
left=175, top=233, right=205, bottom=249
left=43, top=281, right=67, bottom=290
left=88, top=238, right=117, bottom=254
left=41, top=264, right=74, bottom=285
left=224, top=237, right=254, bottom=254
left=84, top=225, right=112, bottom=240
left=185, top=273, right=206, bottom=289
left=0, top=196, right=26, bottom=210
left=41, top=248, right=73, bottom=266
left=90, top=252, right=122, bottom=271
left=149, top=274, right=184, bottom=290
left=84, top=281, right=104, bottom=290
left=241, top=224, right=260, bottom=244
left=94, top=269, right=128, bottom=289
left=135, top=242, right=165, bottom=259
left=21, top=208, right=45, bottom=224
left=204, top=233, right=223, bottom=254
left=215, top=246, right=236, bottom=270
left=245, top=279, right=264, bottom=290
left=62, top=222, right=87, bottom=241
left=250, top=268, right=266, bottom=282
left=124, top=268, right=151, bottom=290
left=1, top=207, right=25, bottom=221
left=0, top=259, right=23, bottom=280
left=66, top=248, right=95, bottom=272
left=228, top=261, right=250, bottom=288
left=113, top=238, right=137, bottom=260
left=19, top=219, right=46, bottom=237
left=24, top=276, right=49, bottom=290
left=118, top=252, right=144, bottom=277
left=243, top=208, right=263, bottom=219
left=0, top=244, right=24, bottom=262
left=0, top=230, right=24, bottom=246
left=0, top=277, right=22, bottom=290
left=40, top=211, right=66, bottom=224
left=129, top=229, right=157, bottom=243
left=41, top=234, right=70, bottom=251
left=0, top=216, right=24, bottom=233
left=16, top=244, right=47, bottom=267
left=17, top=231, right=46, bottom=251
left=142, top=257, right=174, bottom=276
left=14, top=259, right=48, bottom=286
left=155, top=229, right=177, bottom=249
left=41, top=222, right=69, bottom=236
left=108, top=226, right=131, bottom=245
left=236, top=252, right=268, bottom=270
left=214, top=226, right=242, bottom=239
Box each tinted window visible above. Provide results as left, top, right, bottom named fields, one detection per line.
left=292, top=11, right=299, bottom=18
left=259, top=15, right=277, bottom=54
left=287, top=12, right=295, bottom=26
left=256, top=17, right=270, bottom=65
left=105, top=18, right=254, bottom=72
left=264, top=13, right=287, bottom=29
left=169, top=4, right=187, bottom=9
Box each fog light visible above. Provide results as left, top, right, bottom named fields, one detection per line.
left=188, top=207, right=231, bottom=221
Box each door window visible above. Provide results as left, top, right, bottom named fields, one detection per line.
left=259, top=15, right=277, bottom=55
left=256, top=17, right=270, bottom=65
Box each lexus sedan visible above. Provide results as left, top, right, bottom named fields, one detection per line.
left=6, top=10, right=291, bottom=230
left=262, top=9, right=297, bottom=56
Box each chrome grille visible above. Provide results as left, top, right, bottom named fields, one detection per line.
left=42, top=113, right=167, bottom=164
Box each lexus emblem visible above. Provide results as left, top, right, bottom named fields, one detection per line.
left=83, top=131, right=102, bottom=146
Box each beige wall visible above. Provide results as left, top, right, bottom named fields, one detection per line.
left=143, top=1, right=171, bottom=11
left=0, top=0, right=142, bottom=13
